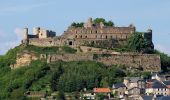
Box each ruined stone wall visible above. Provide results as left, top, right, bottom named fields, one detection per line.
left=28, top=37, right=66, bottom=47
left=47, top=53, right=93, bottom=63
left=64, top=27, right=135, bottom=40
left=47, top=53, right=161, bottom=72
left=95, top=54, right=161, bottom=72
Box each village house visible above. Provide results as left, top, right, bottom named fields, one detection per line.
left=112, top=83, right=127, bottom=98
left=146, top=80, right=170, bottom=97
left=93, top=88, right=111, bottom=99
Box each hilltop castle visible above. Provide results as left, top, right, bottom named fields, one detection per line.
left=15, top=18, right=160, bottom=72
left=22, top=18, right=153, bottom=49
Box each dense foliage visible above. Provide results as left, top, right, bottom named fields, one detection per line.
left=154, top=50, right=170, bottom=72
left=71, top=18, right=114, bottom=27
left=127, top=32, right=153, bottom=53
left=71, top=22, right=84, bottom=27
left=49, top=61, right=125, bottom=92
left=93, top=18, right=114, bottom=27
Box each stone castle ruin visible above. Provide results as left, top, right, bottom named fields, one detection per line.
left=16, top=18, right=161, bottom=72
left=22, top=18, right=153, bottom=48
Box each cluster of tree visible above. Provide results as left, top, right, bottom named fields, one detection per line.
left=71, top=22, right=84, bottom=27
left=93, top=18, right=114, bottom=27
left=71, top=18, right=114, bottom=27
left=154, top=50, right=170, bottom=72
left=127, top=32, right=153, bottom=53
left=49, top=61, right=125, bottom=92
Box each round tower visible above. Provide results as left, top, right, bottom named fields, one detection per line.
left=23, top=27, right=28, bottom=40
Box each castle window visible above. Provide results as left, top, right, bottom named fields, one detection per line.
left=96, top=30, right=97, bottom=33
left=75, top=35, right=77, bottom=38
left=106, top=35, right=108, bottom=39
left=69, top=41, right=73, bottom=45
left=80, top=35, right=82, bottom=38
left=85, top=36, right=87, bottom=38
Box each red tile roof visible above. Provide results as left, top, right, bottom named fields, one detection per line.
left=93, top=88, right=111, bottom=93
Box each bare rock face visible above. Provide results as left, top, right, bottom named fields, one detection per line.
left=10, top=52, right=38, bottom=69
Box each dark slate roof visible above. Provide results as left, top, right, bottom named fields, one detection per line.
left=112, top=83, right=126, bottom=89
left=152, top=81, right=167, bottom=88
left=147, top=79, right=158, bottom=83
left=163, top=81, right=170, bottom=85
left=156, top=96, right=170, bottom=100
left=142, top=95, right=153, bottom=100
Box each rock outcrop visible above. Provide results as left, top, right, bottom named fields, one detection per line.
left=10, top=52, right=38, bottom=69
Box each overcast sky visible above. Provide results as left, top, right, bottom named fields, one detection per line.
left=0, top=0, right=170, bottom=55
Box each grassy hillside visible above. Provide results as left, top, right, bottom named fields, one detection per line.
left=0, top=45, right=169, bottom=99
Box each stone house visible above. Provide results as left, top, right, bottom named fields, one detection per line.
left=128, top=87, right=141, bottom=95
left=124, top=77, right=145, bottom=90
left=112, top=83, right=127, bottom=98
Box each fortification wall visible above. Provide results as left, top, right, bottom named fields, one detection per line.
left=47, top=53, right=93, bottom=63
left=95, top=54, right=161, bottom=72
left=64, top=27, right=134, bottom=40
left=47, top=53, right=161, bottom=72
left=28, top=38, right=66, bottom=47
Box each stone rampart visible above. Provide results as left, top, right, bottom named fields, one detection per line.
left=47, top=53, right=161, bottom=72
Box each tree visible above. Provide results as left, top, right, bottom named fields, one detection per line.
left=71, top=22, right=84, bottom=27
left=57, top=91, right=65, bottom=100
left=93, top=18, right=114, bottom=26
left=127, top=32, right=153, bottom=53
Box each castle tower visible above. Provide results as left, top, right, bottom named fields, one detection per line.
left=84, top=17, right=93, bottom=28
left=147, top=27, right=152, bottom=33
left=129, top=24, right=136, bottom=33
left=100, top=22, right=104, bottom=28
left=23, top=27, right=28, bottom=40
left=147, top=27, right=153, bottom=41
left=33, top=27, right=40, bottom=35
